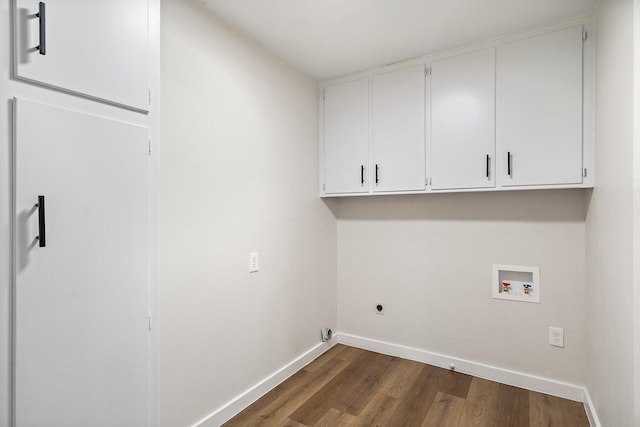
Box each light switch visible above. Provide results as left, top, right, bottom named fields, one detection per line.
left=249, top=252, right=259, bottom=273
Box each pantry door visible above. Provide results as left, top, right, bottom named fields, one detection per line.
left=13, top=98, right=150, bottom=427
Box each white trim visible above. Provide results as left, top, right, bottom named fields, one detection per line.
left=192, top=341, right=335, bottom=427
left=192, top=332, right=602, bottom=426
left=633, top=1, right=640, bottom=426
left=147, top=1, right=161, bottom=426
left=320, top=184, right=593, bottom=198
left=583, top=387, right=602, bottom=427
left=336, top=332, right=585, bottom=402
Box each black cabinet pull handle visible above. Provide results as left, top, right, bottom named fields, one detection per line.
left=507, top=152, right=512, bottom=177
left=360, top=165, right=364, bottom=185
left=375, top=164, right=379, bottom=185
left=36, top=195, right=46, bottom=247
left=486, top=154, right=490, bottom=178
left=36, top=2, right=46, bottom=55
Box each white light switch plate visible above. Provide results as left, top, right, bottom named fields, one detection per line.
left=249, top=252, right=259, bottom=273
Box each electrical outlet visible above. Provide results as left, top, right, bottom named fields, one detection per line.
left=549, top=327, right=564, bottom=347
left=375, top=301, right=384, bottom=315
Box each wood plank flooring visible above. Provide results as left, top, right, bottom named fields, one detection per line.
left=223, top=344, right=589, bottom=427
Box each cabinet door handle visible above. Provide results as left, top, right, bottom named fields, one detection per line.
left=360, top=165, right=364, bottom=185
left=36, top=195, right=46, bottom=247
left=507, top=152, right=512, bottom=177
left=36, top=2, right=46, bottom=55
left=486, top=154, right=490, bottom=178
left=375, top=164, right=379, bottom=185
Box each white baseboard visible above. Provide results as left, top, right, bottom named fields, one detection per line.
left=582, top=388, right=602, bottom=427
left=192, top=333, right=603, bottom=427
left=336, top=332, right=586, bottom=402
left=192, top=340, right=335, bottom=427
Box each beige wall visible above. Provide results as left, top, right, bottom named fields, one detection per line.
left=159, top=0, right=640, bottom=425
left=160, top=1, right=337, bottom=425
left=586, top=0, right=636, bottom=425
left=336, top=190, right=587, bottom=385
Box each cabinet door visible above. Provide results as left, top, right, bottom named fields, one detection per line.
left=14, top=0, right=149, bottom=111
left=372, top=65, right=426, bottom=192
left=431, top=48, right=495, bottom=190
left=499, top=26, right=583, bottom=186
left=324, top=78, right=369, bottom=194
left=14, top=99, right=149, bottom=426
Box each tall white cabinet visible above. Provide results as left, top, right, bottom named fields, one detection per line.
left=13, top=99, right=150, bottom=427
left=2, top=1, right=158, bottom=426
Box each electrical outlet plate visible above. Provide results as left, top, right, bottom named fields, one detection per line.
left=549, top=327, right=564, bottom=347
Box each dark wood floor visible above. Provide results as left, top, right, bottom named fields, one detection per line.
left=223, top=344, right=589, bottom=427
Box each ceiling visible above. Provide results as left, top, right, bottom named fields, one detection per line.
left=197, top=0, right=598, bottom=80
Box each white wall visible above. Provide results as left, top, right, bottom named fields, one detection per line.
left=586, top=0, right=636, bottom=425
left=159, top=1, right=337, bottom=426
left=336, top=190, right=587, bottom=386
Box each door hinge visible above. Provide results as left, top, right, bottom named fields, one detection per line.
left=148, top=313, right=152, bottom=331
left=425, top=66, right=431, bottom=76
left=322, top=183, right=326, bottom=191
left=148, top=139, right=152, bottom=156
left=583, top=168, right=588, bottom=178
left=582, top=31, right=588, bottom=41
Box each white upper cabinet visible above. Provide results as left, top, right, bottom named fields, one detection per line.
left=14, top=0, right=149, bottom=111
left=323, top=78, right=370, bottom=194
left=499, top=26, right=584, bottom=187
left=431, top=48, right=496, bottom=190
left=372, top=65, right=426, bottom=192
left=319, top=21, right=592, bottom=197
